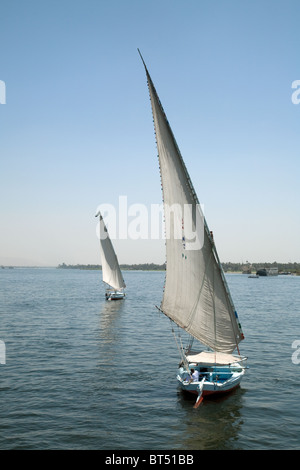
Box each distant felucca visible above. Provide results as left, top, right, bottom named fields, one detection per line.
left=95, top=211, right=126, bottom=300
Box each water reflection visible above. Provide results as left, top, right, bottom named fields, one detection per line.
left=174, top=387, right=246, bottom=450
left=99, top=299, right=125, bottom=340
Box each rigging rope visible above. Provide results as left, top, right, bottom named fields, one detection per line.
left=170, top=321, right=189, bottom=371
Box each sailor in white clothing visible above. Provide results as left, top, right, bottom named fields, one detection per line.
left=191, top=368, right=199, bottom=382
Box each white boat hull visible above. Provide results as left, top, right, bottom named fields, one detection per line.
left=105, top=290, right=125, bottom=301
left=177, top=369, right=245, bottom=397
left=177, top=359, right=246, bottom=402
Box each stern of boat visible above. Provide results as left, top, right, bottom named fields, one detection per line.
left=177, top=359, right=246, bottom=398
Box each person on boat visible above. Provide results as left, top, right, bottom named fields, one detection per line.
left=190, top=368, right=199, bottom=382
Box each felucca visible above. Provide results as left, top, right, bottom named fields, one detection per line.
left=96, top=211, right=126, bottom=300
left=139, top=50, right=247, bottom=407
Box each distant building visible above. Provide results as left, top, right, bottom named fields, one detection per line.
left=256, top=267, right=278, bottom=276
left=242, top=264, right=252, bottom=274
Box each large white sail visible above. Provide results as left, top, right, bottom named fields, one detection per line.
left=96, top=212, right=126, bottom=291
left=140, top=53, right=244, bottom=354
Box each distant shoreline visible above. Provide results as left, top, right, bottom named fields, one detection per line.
left=57, top=263, right=166, bottom=271
left=56, top=262, right=300, bottom=275
left=1, top=262, right=299, bottom=275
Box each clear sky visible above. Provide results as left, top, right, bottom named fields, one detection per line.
left=1, top=0, right=299, bottom=266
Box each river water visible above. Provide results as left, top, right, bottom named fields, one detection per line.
left=0, top=268, right=299, bottom=450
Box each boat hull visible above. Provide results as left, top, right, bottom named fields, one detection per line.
left=177, top=364, right=245, bottom=398
left=177, top=372, right=244, bottom=397
left=105, top=290, right=125, bottom=301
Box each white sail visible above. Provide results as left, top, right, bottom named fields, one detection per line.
left=97, top=212, right=126, bottom=291
left=140, top=53, right=244, bottom=354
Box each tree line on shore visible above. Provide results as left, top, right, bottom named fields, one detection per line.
left=58, top=261, right=300, bottom=274
left=57, top=262, right=166, bottom=271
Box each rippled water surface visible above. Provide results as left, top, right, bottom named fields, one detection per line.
left=0, top=268, right=299, bottom=449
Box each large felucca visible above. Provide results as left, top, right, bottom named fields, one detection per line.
left=95, top=211, right=126, bottom=300
left=139, top=50, right=247, bottom=407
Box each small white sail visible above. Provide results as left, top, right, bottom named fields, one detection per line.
left=140, top=51, right=244, bottom=354
left=96, top=211, right=126, bottom=291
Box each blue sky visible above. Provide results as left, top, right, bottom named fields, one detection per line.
left=0, top=0, right=299, bottom=266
